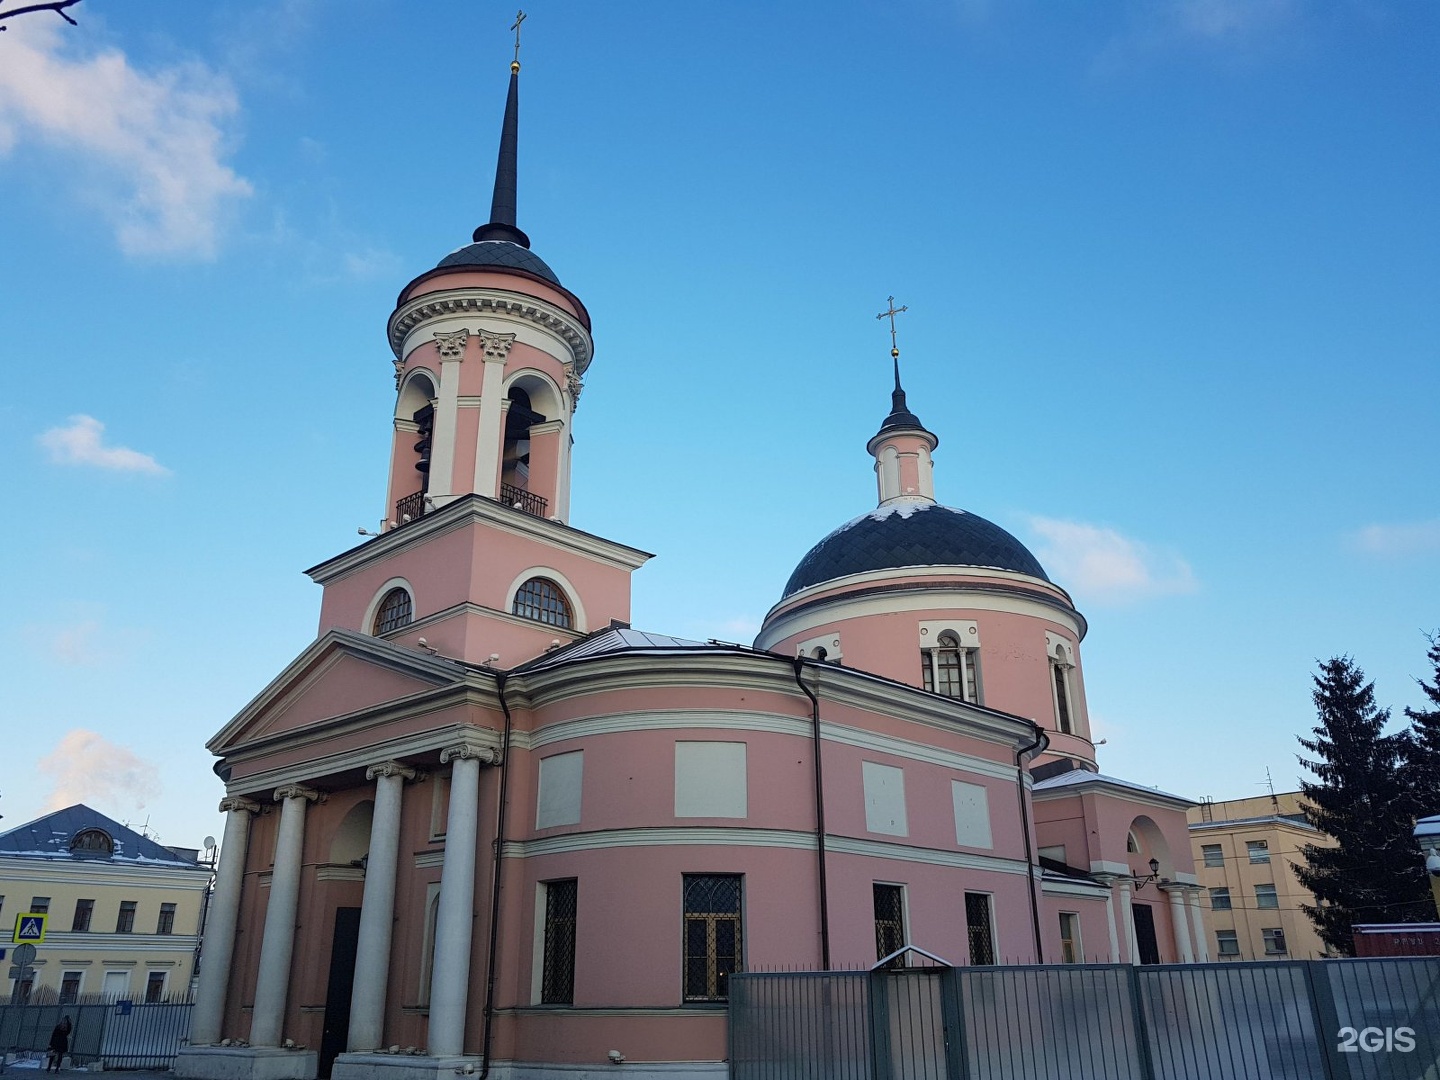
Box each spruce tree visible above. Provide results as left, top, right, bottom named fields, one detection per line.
left=1294, top=656, right=1430, bottom=955
left=1403, top=632, right=1440, bottom=820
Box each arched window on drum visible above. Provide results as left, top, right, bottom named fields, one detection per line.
left=513, top=577, right=572, bottom=629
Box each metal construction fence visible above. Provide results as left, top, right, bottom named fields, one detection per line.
left=0, top=1000, right=193, bottom=1070
left=729, top=958, right=1440, bottom=1080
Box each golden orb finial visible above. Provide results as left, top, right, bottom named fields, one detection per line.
left=511, top=60, right=521, bottom=74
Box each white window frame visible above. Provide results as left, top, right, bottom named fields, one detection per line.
left=1058, top=911, right=1083, bottom=964
left=417, top=883, right=442, bottom=1006
left=918, top=621, right=983, bottom=704
left=1216, top=930, right=1241, bottom=957
left=1247, top=840, right=1270, bottom=864
left=363, top=577, right=416, bottom=637
left=1201, top=844, right=1224, bottom=868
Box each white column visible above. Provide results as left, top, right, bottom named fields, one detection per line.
left=427, top=745, right=496, bottom=1057
left=190, top=797, right=259, bottom=1045
left=1188, top=889, right=1212, bottom=962
left=250, top=785, right=320, bottom=1047
left=472, top=331, right=516, bottom=498
left=348, top=762, right=417, bottom=1052
left=1101, top=881, right=1121, bottom=963
left=1166, top=887, right=1195, bottom=963
left=427, top=331, right=468, bottom=499
left=1118, top=880, right=1140, bottom=965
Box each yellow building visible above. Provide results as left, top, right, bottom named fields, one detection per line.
left=1, top=805, right=212, bottom=1003
left=1187, top=791, right=1336, bottom=961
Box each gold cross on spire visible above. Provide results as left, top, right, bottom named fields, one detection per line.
left=511, top=10, right=527, bottom=70
left=876, top=295, right=908, bottom=359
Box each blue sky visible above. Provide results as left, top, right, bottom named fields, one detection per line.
left=1, top=0, right=1436, bottom=848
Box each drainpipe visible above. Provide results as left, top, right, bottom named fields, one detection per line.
left=479, top=670, right=514, bottom=1079
left=791, top=656, right=832, bottom=971
left=1016, top=722, right=1048, bottom=964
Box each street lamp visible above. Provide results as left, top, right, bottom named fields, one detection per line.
left=1132, top=858, right=1162, bottom=891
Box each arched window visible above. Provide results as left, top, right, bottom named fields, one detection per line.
left=70, top=829, right=113, bottom=855
left=513, top=577, right=572, bottom=629
left=1051, top=643, right=1074, bottom=735
left=373, top=588, right=413, bottom=635
left=921, top=630, right=980, bottom=703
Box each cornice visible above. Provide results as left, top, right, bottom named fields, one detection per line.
left=1033, top=777, right=1195, bottom=813
left=388, top=287, right=593, bottom=372
left=0, top=859, right=210, bottom=885
left=306, top=494, right=652, bottom=586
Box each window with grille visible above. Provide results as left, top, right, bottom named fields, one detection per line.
left=513, top=578, right=572, bottom=629
left=116, top=900, right=137, bottom=933
left=1209, top=888, right=1231, bottom=911
left=1216, top=929, right=1240, bottom=956
left=1247, top=840, right=1270, bottom=864
left=71, top=828, right=113, bottom=855
left=72, top=898, right=94, bottom=932
left=157, top=903, right=176, bottom=935
left=540, top=880, right=578, bottom=1005
left=1262, top=928, right=1288, bottom=955
left=964, top=892, right=995, bottom=966
left=1255, top=884, right=1279, bottom=909
left=873, top=884, right=905, bottom=965
left=1201, top=844, right=1224, bottom=868
left=920, top=632, right=981, bottom=703
left=683, top=875, right=742, bottom=1002
left=373, top=588, right=413, bottom=634
left=1059, top=912, right=1082, bottom=963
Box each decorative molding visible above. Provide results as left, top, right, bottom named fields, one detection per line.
left=365, top=761, right=420, bottom=782
left=432, top=329, right=469, bottom=362
left=388, top=289, right=592, bottom=370
left=219, top=796, right=262, bottom=815
left=316, top=865, right=366, bottom=882
left=479, top=329, right=517, bottom=362
left=565, top=366, right=583, bottom=410
left=392, top=359, right=405, bottom=390
left=273, top=784, right=322, bottom=803
left=440, top=743, right=502, bottom=765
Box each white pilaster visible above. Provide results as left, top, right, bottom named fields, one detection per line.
left=348, top=763, right=418, bottom=1052
left=1118, top=880, right=1139, bottom=965
left=250, top=785, right=320, bottom=1048
left=190, top=797, right=260, bottom=1045
left=1166, top=886, right=1195, bottom=963
left=427, top=332, right=468, bottom=499
left=1188, top=888, right=1212, bottom=962
left=1100, top=880, right=1121, bottom=963
left=427, top=745, right=497, bottom=1057
left=472, top=331, right=515, bottom=498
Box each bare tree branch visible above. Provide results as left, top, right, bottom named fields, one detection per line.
left=0, top=0, right=83, bottom=31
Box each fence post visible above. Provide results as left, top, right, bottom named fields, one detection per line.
left=1126, top=966, right=1157, bottom=1080
left=939, top=967, right=970, bottom=1080
left=1302, top=960, right=1345, bottom=1080
left=866, top=972, right=891, bottom=1080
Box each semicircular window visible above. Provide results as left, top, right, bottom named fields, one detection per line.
left=373, top=588, right=414, bottom=635
left=513, top=577, right=572, bottom=629
left=70, top=828, right=113, bottom=855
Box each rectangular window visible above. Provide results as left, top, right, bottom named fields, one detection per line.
left=1262, top=928, right=1288, bottom=955
left=13, top=971, right=35, bottom=1005
left=416, top=883, right=441, bottom=1006
left=862, top=761, right=908, bottom=837
left=873, top=884, right=906, bottom=965
left=1255, top=884, right=1279, bottom=909
left=964, top=892, right=996, bottom=966
left=951, top=780, right=993, bottom=849
left=674, top=742, right=748, bottom=819
left=922, top=643, right=981, bottom=703
left=430, top=775, right=451, bottom=840
left=101, top=969, right=130, bottom=999
left=540, top=880, right=578, bottom=1005
left=144, top=971, right=166, bottom=1003
left=1059, top=912, right=1082, bottom=964
left=116, top=900, right=137, bottom=933
left=1209, top=888, right=1231, bottom=911
left=30, top=897, right=50, bottom=915
left=1201, top=844, right=1224, bottom=868
left=682, top=874, right=742, bottom=1002
left=157, top=903, right=176, bottom=935
left=72, top=898, right=95, bottom=932
left=1052, top=662, right=1073, bottom=734
left=1216, top=930, right=1240, bottom=957
left=536, top=750, right=584, bottom=828
left=1247, top=840, right=1270, bottom=864
left=60, top=972, right=83, bottom=1004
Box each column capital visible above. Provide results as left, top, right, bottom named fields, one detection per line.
left=273, top=784, right=323, bottom=803
left=433, top=328, right=469, bottom=362
left=440, top=743, right=502, bottom=765
left=478, top=328, right=516, bottom=363
left=219, top=796, right=262, bottom=815
left=366, top=760, right=421, bottom=782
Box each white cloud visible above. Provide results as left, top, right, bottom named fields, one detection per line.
left=0, top=18, right=252, bottom=257
left=38, top=729, right=163, bottom=815
left=1349, top=520, right=1440, bottom=558
left=1095, top=0, right=1298, bottom=70
left=1027, top=516, right=1198, bottom=603
left=48, top=618, right=104, bottom=665
left=38, top=414, right=170, bottom=474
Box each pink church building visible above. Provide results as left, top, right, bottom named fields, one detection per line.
left=175, top=50, right=1203, bottom=1080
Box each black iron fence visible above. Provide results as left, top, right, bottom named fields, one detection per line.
left=729, top=958, right=1440, bottom=1080
left=0, top=999, right=193, bottom=1070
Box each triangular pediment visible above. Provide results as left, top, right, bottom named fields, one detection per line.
left=210, top=629, right=467, bottom=753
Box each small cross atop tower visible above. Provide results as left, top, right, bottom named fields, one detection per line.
left=511, top=9, right=527, bottom=70
left=876, top=295, right=908, bottom=359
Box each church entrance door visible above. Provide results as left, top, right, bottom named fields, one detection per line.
left=319, top=906, right=362, bottom=1078
left=1131, top=902, right=1161, bottom=965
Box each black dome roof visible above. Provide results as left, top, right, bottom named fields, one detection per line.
left=437, top=240, right=561, bottom=285
left=783, top=502, right=1049, bottom=598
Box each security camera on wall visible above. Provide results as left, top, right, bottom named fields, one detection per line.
left=1426, top=852, right=1440, bottom=877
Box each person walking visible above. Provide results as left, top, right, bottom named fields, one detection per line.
left=47, top=1015, right=72, bottom=1072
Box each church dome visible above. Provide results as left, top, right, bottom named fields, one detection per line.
left=437, top=239, right=561, bottom=285
left=782, top=502, right=1049, bottom=598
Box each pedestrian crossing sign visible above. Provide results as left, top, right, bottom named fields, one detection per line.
left=14, top=913, right=46, bottom=943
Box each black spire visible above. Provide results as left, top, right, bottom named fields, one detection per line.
left=473, top=62, right=531, bottom=248
left=876, top=354, right=931, bottom=438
